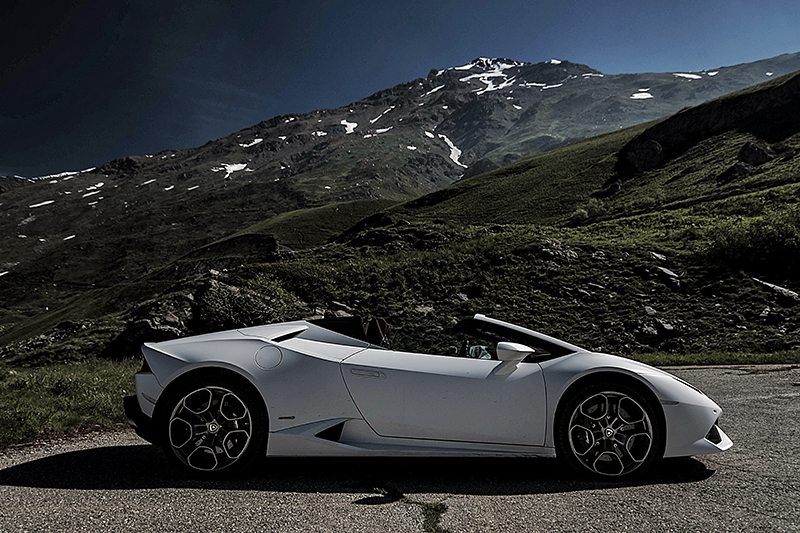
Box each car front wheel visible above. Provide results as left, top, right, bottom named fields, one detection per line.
left=159, top=375, right=267, bottom=477
left=556, top=382, right=662, bottom=478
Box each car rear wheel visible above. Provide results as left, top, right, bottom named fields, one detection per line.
left=556, top=382, right=662, bottom=478
left=159, top=375, right=267, bottom=477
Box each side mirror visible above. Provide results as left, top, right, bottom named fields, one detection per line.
left=496, top=342, right=535, bottom=362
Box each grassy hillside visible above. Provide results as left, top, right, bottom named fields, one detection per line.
left=392, top=126, right=643, bottom=226
left=224, top=198, right=401, bottom=250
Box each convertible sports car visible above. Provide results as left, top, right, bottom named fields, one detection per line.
left=124, top=314, right=732, bottom=479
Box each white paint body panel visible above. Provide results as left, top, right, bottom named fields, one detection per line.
left=342, top=349, right=546, bottom=445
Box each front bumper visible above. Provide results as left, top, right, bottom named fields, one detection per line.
left=662, top=401, right=733, bottom=458
left=124, top=395, right=158, bottom=445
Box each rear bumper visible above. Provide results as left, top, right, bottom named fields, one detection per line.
left=124, top=395, right=158, bottom=445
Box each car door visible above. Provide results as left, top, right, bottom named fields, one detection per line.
left=341, top=348, right=546, bottom=446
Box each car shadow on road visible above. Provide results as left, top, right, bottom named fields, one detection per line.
left=0, top=443, right=714, bottom=495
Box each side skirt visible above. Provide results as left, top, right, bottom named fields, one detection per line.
left=266, top=418, right=556, bottom=458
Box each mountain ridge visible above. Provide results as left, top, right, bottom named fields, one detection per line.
left=7, top=52, right=800, bottom=182
left=2, top=61, right=800, bottom=364
left=2, top=52, right=800, bottom=348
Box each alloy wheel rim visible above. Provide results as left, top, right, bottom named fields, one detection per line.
left=168, top=386, right=253, bottom=471
left=568, top=391, right=653, bottom=476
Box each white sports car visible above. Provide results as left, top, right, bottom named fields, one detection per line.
left=124, top=314, right=732, bottom=478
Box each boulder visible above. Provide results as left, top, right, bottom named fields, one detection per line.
left=656, top=319, right=676, bottom=336
left=718, top=161, right=755, bottom=182
left=738, top=142, right=775, bottom=166
left=100, top=318, right=184, bottom=359
left=752, top=278, right=800, bottom=305
left=656, top=266, right=681, bottom=289
left=623, top=139, right=664, bottom=173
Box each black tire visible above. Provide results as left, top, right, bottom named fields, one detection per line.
left=555, top=381, right=663, bottom=479
left=157, top=373, right=267, bottom=478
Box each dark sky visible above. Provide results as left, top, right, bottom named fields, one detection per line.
left=3, top=0, right=800, bottom=177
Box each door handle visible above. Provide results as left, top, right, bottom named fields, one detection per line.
left=350, top=368, right=386, bottom=379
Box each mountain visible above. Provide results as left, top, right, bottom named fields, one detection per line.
left=2, top=52, right=800, bottom=355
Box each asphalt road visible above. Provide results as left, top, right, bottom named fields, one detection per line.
left=1, top=365, right=798, bottom=532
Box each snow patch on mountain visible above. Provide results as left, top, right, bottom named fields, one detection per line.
left=38, top=171, right=78, bottom=180
left=341, top=119, right=357, bottom=134
left=452, top=58, right=526, bottom=72
left=239, top=138, right=263, bottom=148
left=452, top=60, right=479, bottom=71
left=459, top=60, right=520, bottom=95
left=27, top=166, right=96, bottom=181
left=211, top=163, right=247, bottom=179
left=423, top=85, right=446, bottom=97
left=674, top=73, right=702, bottom=80
left=438, top=134, right=468, bottom=168
left=370, top=106, right=396, bottom=124
left=29, top=200, right=55, bottom=208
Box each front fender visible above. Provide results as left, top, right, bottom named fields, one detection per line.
left=539, top=352, right=730, bottom=456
